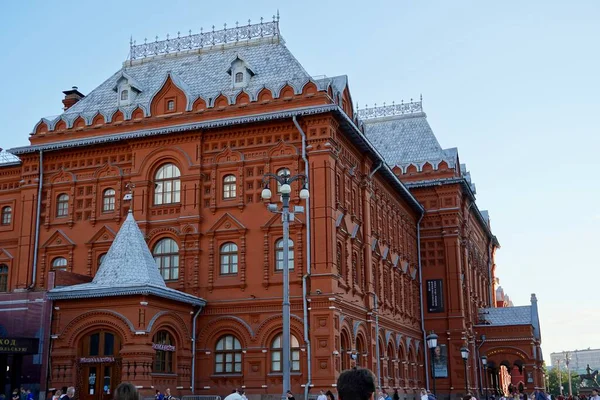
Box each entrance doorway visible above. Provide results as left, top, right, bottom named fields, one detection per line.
left=78, top=331, right=121, bottom=400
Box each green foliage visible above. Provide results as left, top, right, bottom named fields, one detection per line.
left=547, top=368, right=581, bottom=396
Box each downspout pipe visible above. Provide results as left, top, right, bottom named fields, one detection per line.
left=292, top=116, right=312, bottom=400
left=369, top=161, right=383, bottom=179
left=417, top=212, right=429, bottom=389
left=191, top=306, right=202, bottom=393
left=476, top=335, right=486, bottom=398
left=30, top=149, right=43, bottom=289
left=372, top=292, right=381, bottom=390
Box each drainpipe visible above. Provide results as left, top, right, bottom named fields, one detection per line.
left=416, top=212, right=429, bottom=389
left=292, top=116, right=312, bottom=400
left=191, top=306, right=202, bottom=393
left=487, top=242, right=494, bottom=307
left=476, top=335, right=486, bottom=398
left=369, top=161, right=383, bottom=179
left=30, top=149, right=44, bottom=289
left=373, top=293, right=381, bottom=390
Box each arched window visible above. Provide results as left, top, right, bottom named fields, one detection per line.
left=223, top=175, right=237, bottom=199
left=153, top=330, right=174, bottom=373
left=120, top=90, right=129, bottom=101
left=52, top=257, right=68, bottom=271
left=1, top=206, right=11, bottom=225
left=271, top=334, right=300, bottom=372
left=387, top=343, right=395, bottom=385
left=275, top=238, right=294, bottom=271
left=235, top=72, right=244, bottom=83
left=340, top=330, right=350, bottom=371
left=220, top=242, right=238, bottom=274
left=356, top=335, right=366, bottom=367
left=0, top=264, right=8, bottom=292
left=276, top=168, right=290, bottom=193
left=398, top=346, right=406, bottom=382
left=154, top=164, right=181, bottom=205
left=153, top=238, right=179, bottom=281
left=215, top=335, right=242, bottom=374
left=102, top=188, right=116, bottom=212
left=56, top=194, right=69, bottom=217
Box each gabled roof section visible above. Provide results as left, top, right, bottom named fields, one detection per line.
left=112, top=71, right=143, bottom=92
left=360, top=101, right=458, bottom=170
left=48, top=211, right=204, bottom=306
left=477, top=306, right=532, bottom=326
left=56, top=21, right=310, bottom=122
left=0, top=149, right=21, bottom=167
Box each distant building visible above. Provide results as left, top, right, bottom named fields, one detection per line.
left=550, top=349, right=600, bottom=374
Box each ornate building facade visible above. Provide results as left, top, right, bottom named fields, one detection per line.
left=0, top=15, right=542, bottom=400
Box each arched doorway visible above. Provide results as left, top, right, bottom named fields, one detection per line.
left=78, top=330, right=122, bottom=400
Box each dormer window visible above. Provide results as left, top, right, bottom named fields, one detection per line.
left=227, top=56, right=255, bottom=89
left=120, top=90, right=129, bottom=101
left=113, top=72, right=142, bottom=107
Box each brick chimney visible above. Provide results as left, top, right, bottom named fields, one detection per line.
left=62, top=86, right=85, bottom=110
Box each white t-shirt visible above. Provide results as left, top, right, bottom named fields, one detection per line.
left=317, top=395, right=327, bottom=400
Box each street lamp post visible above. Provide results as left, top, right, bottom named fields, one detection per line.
left=565, top=352, right=572, bottom=397
left=261, top=172, right=309, bottom=400
left=481, top=356, right=488, bottom=400
left=426, top=332, right=438, bottom=396
left=461, top=346, right=470, bottom=395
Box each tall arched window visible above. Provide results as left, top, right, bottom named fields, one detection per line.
left=56, top=194, right=69, bottom=217
left=276, top=168, right=290, bottom=193
left=356, top=335, right=366, bottom=367
left=153, top=238, right=179, bottom=281
left=275, top=238, right=294, bottom=271
left=220, top=242, right=238, bottom=274
left=271, top=334, right=300, bottom=372
left=52, top=257, right=68, bottom=271
left=153, top=330, right=174, bottom=373
left=1, top=206, right=11, bottom=225
left=154, top=164, right=181, bottom=205
left=0, top=264, right=8, bottom=292
left=398, top=346, right=406, bottom=383
left=387, top=343, right=395, bottom=385
left=340, top=331, right=350, bottom=371
left=215, top=335, right=242, bottom=374
left=102, top=188, right=116, bottom=212
left=222, top=175, right=237, bottom=199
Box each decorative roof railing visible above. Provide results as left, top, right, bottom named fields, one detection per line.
left=129, top=16, right=280, bottom=60
left=357, top=97, right=423, bottom=120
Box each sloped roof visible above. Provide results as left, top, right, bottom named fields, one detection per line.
left=0, top=149, right=21, bottom=166
left=48, top=211, right=205, bottom=306
left=362, top=111, right=458, bottom=170
left=477, top=306, right=532, bottom=326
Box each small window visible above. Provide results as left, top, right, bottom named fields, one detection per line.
left=102, top=188, right=116, bottom=212
left=52, top=257, right=68, bottom=271
left=153, top=330, right=174, bottom=373
left=215, top=335, right=242, bottom=374
left=220, top=242, right=238, bottom=275
left=167, top=100, right=175, bottom=111
left=235, top=72, right=244, bottom=83
left=120, top=90, right=129, bottom=101
left=56, top=194, right=69, bottom=217
left=275, top=238, right=294, bottom=271
left=153, top=238, right=179, bottom=281
left=1, top=206, right=11, bottom=225
left=271, top=334, right=301, bottom=372
left=0, top=264, right=8, bottom=292
left=223, top=175, right=237, bottom=199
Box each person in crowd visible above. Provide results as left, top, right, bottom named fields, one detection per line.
left=590, top=388, right=599, bottom=400
left=25, top=390, right=33, bottom=400
left=393, top=389, right=399, bottom=400
left=287, top=390, right=296, bottom=400
left=11, top=390, right=19, bottom=400
left=114, top=383, right=140, bottom=400
left=420, top=390, right=428, bottom=400
left=224, top=389, right=241, bottom=400
left=427, top=390, right=437, bottom=400
left=326, top=390, right=336, bottom=400
left=52, top=390, right=62, bottom=400
left=155, top=390, right=164, bottom=400
left=164, top=389, right=174, bottom=400
left=239, top=390, right=247, bottom=400
left=19, top=389, right=26, bottom=400
left=337, top=367, right=376, bottom=400
left=318, top=391, right=328, bottom=400
left=377, top=392, right=385, bottom=400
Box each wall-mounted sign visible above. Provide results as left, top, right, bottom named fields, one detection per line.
left=426, top=279, right=445, bottom=313
left=79, top=357, right=115, bottom=364
left=152, top=343, right=175, bottom=352
left=0, top=338, right=39, bottom=354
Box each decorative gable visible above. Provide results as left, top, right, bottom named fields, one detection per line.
left=227, top=56, right=255, bottom=89
left=113, top=71, right=143, bottom=107
left=86, top=225, right=117, bottom=245
left=41, top=230, right=76, bottom=249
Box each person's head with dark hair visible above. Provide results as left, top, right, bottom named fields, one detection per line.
left=114, top=382, right=140, bottom=400
left=326, top=390, right=335, bottom=400
left=463, top=396, right=472, bottom=400
left=337, top=367, right=376, bottom=400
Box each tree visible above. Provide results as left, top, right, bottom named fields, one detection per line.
left=547, top=367, right=581, bottom=396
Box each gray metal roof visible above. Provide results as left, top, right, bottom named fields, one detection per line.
left=0, top=149, right=21, bottom=166
left=362, top=112, right=458, bottom=170
left=477, top=306, right=532, bottom=326
left=48, top=210, right=205, bottom=306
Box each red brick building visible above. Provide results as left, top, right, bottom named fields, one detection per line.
left=0, top=16, right=542, bottom=400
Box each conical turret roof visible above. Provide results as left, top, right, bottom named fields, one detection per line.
left=48, top=211, right=204, bottom=306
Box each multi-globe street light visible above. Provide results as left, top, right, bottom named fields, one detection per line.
left=261, top=171, right=309, bottom=400
left=426, top=331, right=438, bottom=396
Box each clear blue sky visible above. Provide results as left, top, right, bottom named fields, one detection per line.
left=1, top=1, right=598, bottom=362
